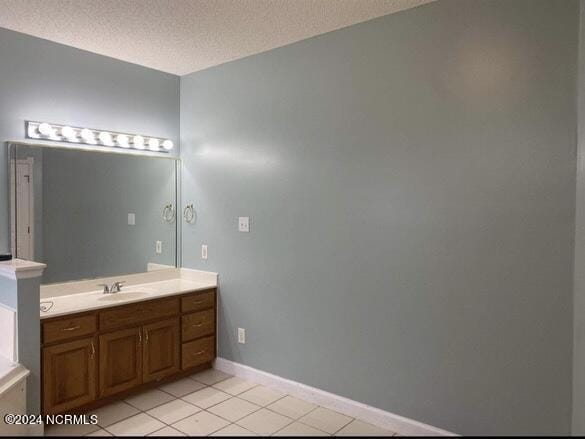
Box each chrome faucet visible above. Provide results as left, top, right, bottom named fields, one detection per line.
left=99, top=281, right=126, bottom=294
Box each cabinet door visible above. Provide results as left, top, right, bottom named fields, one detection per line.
left=99, top=327, right=142, bottom=397
left=143, top=318, right=180, bottom=383
left=42, top=337, right=96, bottom=415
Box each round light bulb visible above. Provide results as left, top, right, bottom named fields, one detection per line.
left=117, top=134, right=129, bottom=148
left=98, top=132, right=113, bottom=145
left=38, top=123, right=53, bottom=136
left=162, top=139, right=174, bottom=150
left=61, top=126, right=75, bottom=139
left=148, top=138, right=160, bottom=151
left=80, top=128, right=95, bottom=143
left=27, top=124, right=39, bottom=138
left=133, top=135, right=145, bottom=149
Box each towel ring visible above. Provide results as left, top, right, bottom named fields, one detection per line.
left=162, top=203, right=176, bottom=223
left=184, top=204, right=196, bottom=224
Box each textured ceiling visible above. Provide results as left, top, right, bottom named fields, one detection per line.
left=0, top=0, right=435, bottom=75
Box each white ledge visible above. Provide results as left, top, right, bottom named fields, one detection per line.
left=0, top=356, right=29, bottom=395
left=0, top=259, right=46, bottom=280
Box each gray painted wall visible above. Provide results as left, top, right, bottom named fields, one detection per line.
left=0, top=27, right=180, bottom=255
left=574, top=1, right=585, bottom=434
left=0, top=27, right=180, bottom=419
left=180, top=0, right=578, bottom=434
left=14, top=145, right=177, bottom=284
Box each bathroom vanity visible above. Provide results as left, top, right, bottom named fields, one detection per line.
left=40, top=272, right=217, bottom=415
left=6, top=141, right=215, bottom=416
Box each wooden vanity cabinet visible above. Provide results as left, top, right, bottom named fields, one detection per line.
left=142, top=318, right=180, bottom=383
left=42, top=337, right=97, bottom=415
left=99, top=327, right=143, bottom=398
left=41, top=288, right=216, bottom=415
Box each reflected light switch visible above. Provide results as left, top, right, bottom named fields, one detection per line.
left=128, top=213, right=136, bottom=226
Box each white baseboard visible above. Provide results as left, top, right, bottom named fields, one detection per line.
left=213, top=357, right=456, bottom=437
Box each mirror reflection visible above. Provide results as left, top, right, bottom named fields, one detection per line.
left=9, top=143, right=178, bottom=284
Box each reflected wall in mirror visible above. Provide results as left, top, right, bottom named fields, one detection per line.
left=9, top=143, right=178, bottom=284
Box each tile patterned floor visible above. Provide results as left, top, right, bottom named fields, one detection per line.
left=45, top=368, right=397, bottom=437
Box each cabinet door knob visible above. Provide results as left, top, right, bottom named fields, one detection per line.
left=139, top=329, right=142, bottom=344
left=145, top=330, right=149, bottom=344
left=192, top=323, right=204, bottom=328
left=90, top=341, right=95, bottom=360
left=194, top=350, right=205, bottom=356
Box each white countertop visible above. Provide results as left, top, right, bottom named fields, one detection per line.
left=40, top=270, right=218, bottom=319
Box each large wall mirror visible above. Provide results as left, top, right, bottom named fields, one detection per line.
left=8, top=142, right=179, bottom=284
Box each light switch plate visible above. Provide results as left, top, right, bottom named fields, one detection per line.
left=238, top=217, right=250, bottom=232
left=155, top=241, right=162, bottom=254
left=201, top=244, right=208, bottom=260
left=238, top=328, right=246, bottom=344
left=128, top=213, right=136, bottom=226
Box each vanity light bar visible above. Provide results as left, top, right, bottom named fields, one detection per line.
left=25, top=121, right=174, bottom=152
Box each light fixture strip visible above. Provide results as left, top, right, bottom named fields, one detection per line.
left=25, top=121, right=174, bottom=152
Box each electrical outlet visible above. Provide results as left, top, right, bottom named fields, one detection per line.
left=238, top=328, right=246, bottom=344
left=201, top=244, right=208, bottom=260
left=238, top=217, right=250, bottom=232
left=128, top=213, right=136, bottom=226
left=155, top=241, right=162, bottom=254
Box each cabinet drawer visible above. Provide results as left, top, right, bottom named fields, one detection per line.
left=182, top=336, right=215, bottom=370
left=181, top=290, right=215, bottom=313
left=43, top=314, right=97, bottom=344
left=100, top=297, right=180, bottom=331
left=182, top=309, right=215, bottom=341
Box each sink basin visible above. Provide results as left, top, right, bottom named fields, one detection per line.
left=97, top=291, right=150, bottom=302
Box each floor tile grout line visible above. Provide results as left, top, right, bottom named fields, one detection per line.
left=226, top=392, right=300, bottom=437
left=262, top=398, right=319, bottom=423
left=250, top=392, right=289, bottom=408
left=153, top=381, right=211, bottom=400
left=207, top=392, right=295, bottom=433
left=271, top=405, right=324, bottom=436
left=211, top=382, right=261, bottom=396
left=237, top=409, right=296, bottom=437
left=180, top=389, right=233, bottom=411
left=123, top=390, right=178, bottom=412
left=183, top=383, right=262, bottom=412
left=205, top=398, right=264, bottom=424
left=221, top=421, right=261, bottom=437
left=157, top=381, right=209, bottom=399
left=146, top=399, right=204, bottom=429
left=95, top=406, right=142, bottom=430
left=226, top=392, right=295, bottom=436
left=204, top=419, right=237, bottom=437
left=294, top=405, right=350, bottom=436
left=101, top=405, right=179, bottom=435
left=330, top=416, right=356, bottom=436
left=267, top=414, right=302, bottom=437
left=148, top=424, right=175, bottom=436
left=241, top=424, right=260, bottom=437
left=189, top=372, right=235, bottom=387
